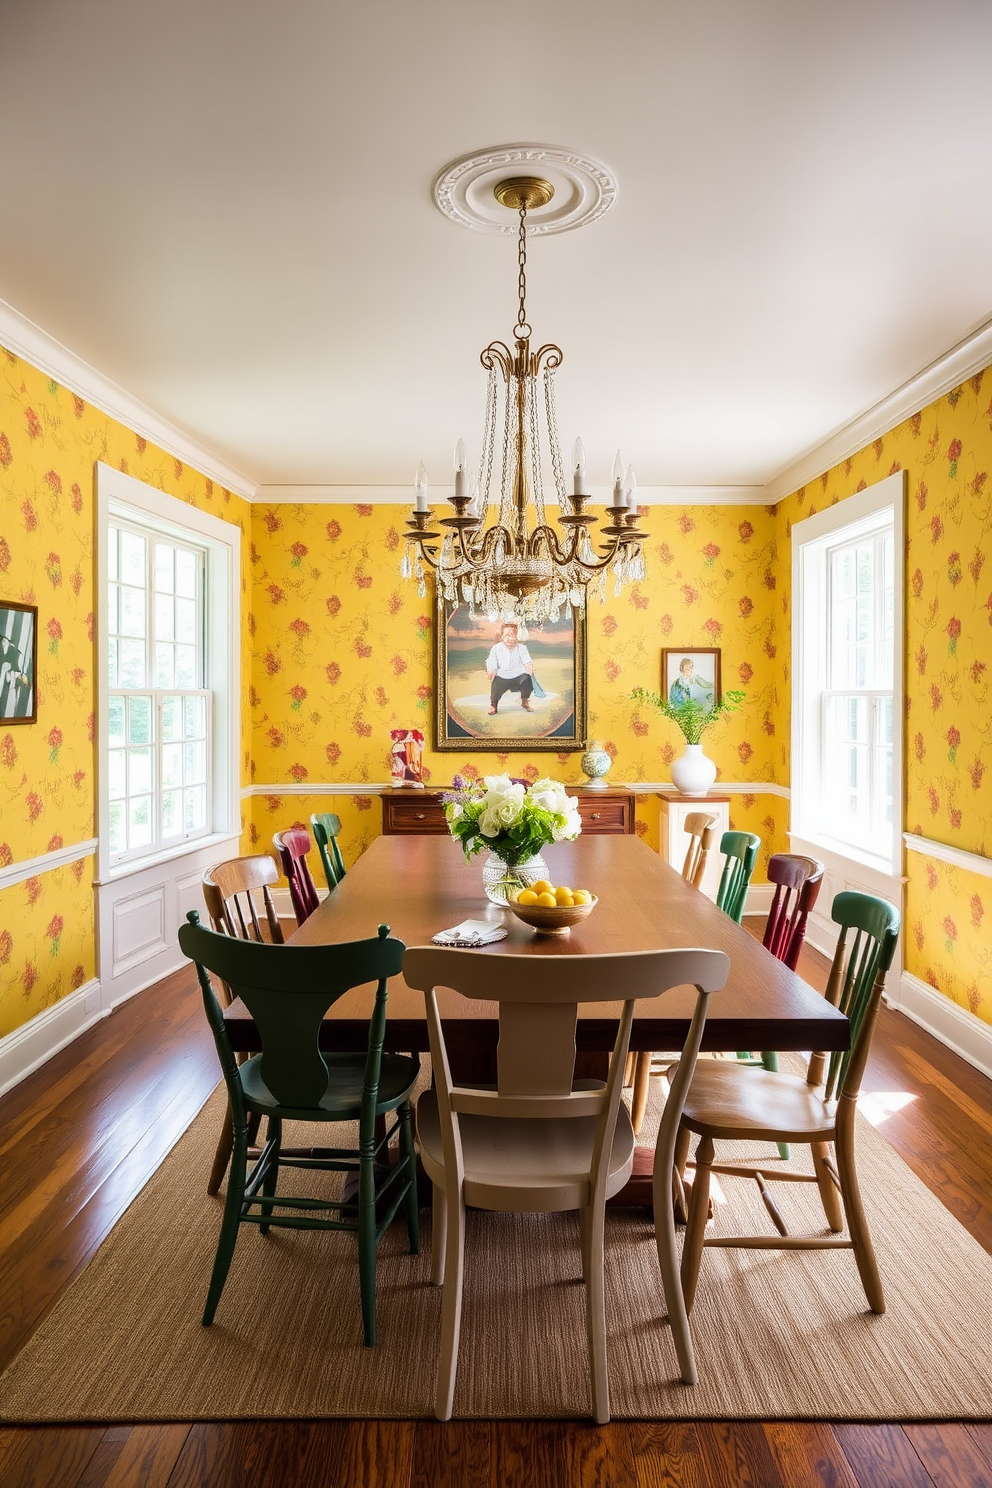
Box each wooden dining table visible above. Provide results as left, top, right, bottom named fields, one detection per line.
left=224, top=832, right=846, bottom=1059
left=223, top=832, right=847, bottom=1205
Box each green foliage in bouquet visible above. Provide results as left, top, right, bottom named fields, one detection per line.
left=631, top=686, right=746, bottom=745
left=442, top=775, right=582, bottom=866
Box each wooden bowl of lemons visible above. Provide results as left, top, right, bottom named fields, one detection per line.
left=506, top=880, right=597, bottom=935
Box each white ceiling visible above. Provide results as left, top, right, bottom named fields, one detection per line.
left=2, top=0, right=992, bottom=496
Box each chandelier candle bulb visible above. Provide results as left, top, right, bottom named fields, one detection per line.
left=572, top=437, right=586, bottom=496
left=415, top=461, right=430, bottom=513
left=454, top=439, right=468, bottom=500
left=626, top=466, right=638, bottom=519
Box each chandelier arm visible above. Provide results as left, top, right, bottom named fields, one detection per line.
left=481, top=341, right=515, bottom=378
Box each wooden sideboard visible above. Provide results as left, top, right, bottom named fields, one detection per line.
left=381, top=785, right=636, bottom=836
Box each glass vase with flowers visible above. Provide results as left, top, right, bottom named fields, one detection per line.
left=442, top=774, right=583, bottom=904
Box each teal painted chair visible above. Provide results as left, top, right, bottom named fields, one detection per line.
left=714, top=830, right=761, bottom=924
left=312, top=812, right=347, bottom=892
left=676, top=890, right=901, bottom=1320
left=178, top=912, right=420, bottom=1346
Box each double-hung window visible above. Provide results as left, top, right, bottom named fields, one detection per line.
left=821, top=526, right=895, bottom=854
left=106, top=522, right=210, bottom=861
left=791, top=470, right=904, bottom=875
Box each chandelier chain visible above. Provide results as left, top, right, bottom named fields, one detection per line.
left=516, top=205, right=530, bottom=338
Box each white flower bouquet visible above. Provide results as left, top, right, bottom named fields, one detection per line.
left=442, top=774, right=582, bottom=866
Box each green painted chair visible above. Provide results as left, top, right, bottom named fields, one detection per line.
left=178, top=912, right=420, bottom=1345
left=311, top=812, right=347, bottom=892
left=676, top=890, right=901, bottom=1319
left=715, top=831, right=761, bottom=925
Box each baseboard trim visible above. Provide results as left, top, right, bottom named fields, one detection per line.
left=0, top=979, right=102, bottom=1099
left=887, top=971, right=992, bottom=1083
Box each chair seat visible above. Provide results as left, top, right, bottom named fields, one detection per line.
left=241, top=1051, right=420, bottom=1120
left=416, top=1087, right=636, bottom=1212
left=674, top=1060, right=838, bottom=1143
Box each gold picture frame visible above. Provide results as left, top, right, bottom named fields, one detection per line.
left=435, top=603, right=587, bottom=752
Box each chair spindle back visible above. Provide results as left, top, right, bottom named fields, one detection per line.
left=273, top=828, right=321, bottom=925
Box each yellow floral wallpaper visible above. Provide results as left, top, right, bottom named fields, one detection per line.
left=246, top=502, right=785, bottom=864
left=4, top=327, right=991, bottom=1046
left=776, top=370, right=992, bottom=1024
left=0, top=344, right=252, bottom=1037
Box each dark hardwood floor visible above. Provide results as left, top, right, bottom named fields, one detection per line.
left=2, top=943, right=992, bottom=1487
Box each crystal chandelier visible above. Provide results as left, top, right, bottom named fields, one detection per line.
left=401, top=176, right=647, bottom=623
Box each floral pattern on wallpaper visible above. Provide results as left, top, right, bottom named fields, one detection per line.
left=906, top=855, right=991, bottom=1023
left=0, top=860, right=95, bottom=1039
left=0, top=344, right=252, bottom=1035
left=247, top=503, right=786, bottom=864
left=776, top=372, right=992, bottom=1023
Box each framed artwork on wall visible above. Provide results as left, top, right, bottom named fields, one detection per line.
left=0, top=601, right=37, bottom=724
left=435, top=604, right=587, bottom=752
left=660, top=647, right=722, bottom=717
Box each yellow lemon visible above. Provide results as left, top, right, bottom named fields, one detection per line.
left=531, top=880, right=555, bottom=896
left=554, top=886, right=574, bottom=906
left=572, top=889, right=592, bottom=905
left=516, top=888, right=539, bottom=905
left=535, top=891, right=557, bottom=908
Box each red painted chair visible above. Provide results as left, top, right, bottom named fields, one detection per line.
left=273, top=828, right=321, bottom=927
left=762, top=854, right=824, bottom=970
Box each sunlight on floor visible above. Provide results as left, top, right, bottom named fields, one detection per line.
left=856, top=1089, right=917, bottom=1126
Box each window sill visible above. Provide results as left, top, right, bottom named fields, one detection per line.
left=787, top=830, right=902, bottom=881
left=94, top=831, right=240, bottom=887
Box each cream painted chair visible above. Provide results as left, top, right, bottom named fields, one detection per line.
left=628, top=813, right=718, bottom=1134
left=403, top=944, right=730, bottom=1422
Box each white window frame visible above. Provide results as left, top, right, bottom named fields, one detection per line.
left=96, top=463, right=240, bottom=885
left=791, top=470, right=905, bottom=878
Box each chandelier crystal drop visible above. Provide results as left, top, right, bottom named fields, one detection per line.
left=403, top=176, right=647, bottom=623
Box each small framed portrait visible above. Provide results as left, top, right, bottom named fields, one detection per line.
left=435, top=603, right=587, bottom=751
left=0, top=602, right=37, bottom=724
left=661, top=648, right=721, bottom=716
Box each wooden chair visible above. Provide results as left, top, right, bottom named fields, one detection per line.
left=681, top=811, right=718, bottom=890
left=675, top=891, right=900, bottom=1319
left=762, top=853, right=824, bottom=970
left=738, top=854, right=824, bottom=1159
left=273, top=828, right=320, bottom=926
left=178, top=914, right=420, bottom=1346
left=201, top=854, right=286, bottom=1195
left=311, top=811, right=347, bottom=892
left=715, top=830, right=761, bottom=924
left=403, top=943, right=730, bottom=1421
left=628, top=812, right=718, bottom=1132
left=202, top=854, right=284, bottom=952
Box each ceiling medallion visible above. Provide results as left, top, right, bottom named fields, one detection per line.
left=431, top=143, right=618, bottom=237
left=402, top=171, right=645, bottom=625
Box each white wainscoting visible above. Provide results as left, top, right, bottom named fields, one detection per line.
left=0, top=978, right=102, bottom=1098
left=96, top=835, right=240, bottom=1011
left=786, top=835, right=904, bottom=978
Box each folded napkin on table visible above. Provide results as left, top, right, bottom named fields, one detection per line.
left=431, top=919, right=508, bottom=948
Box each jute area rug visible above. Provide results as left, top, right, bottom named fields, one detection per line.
left=2, top=1077, right=992, bottom=1423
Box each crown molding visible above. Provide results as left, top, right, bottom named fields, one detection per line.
left=0, top=297, right=257, bottom=501
left=253, top=484, right=767, bottom=507
left=764, top=316, right=992, bottom=504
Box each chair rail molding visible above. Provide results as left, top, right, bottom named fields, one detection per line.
left=0, top=837, right=98, bottom=891
left=903, top=833, right=992, bottom=880
left=241, top=780, right=790, bottom=798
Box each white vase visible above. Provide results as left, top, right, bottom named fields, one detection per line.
left=670, top=743, right=717, bottom=797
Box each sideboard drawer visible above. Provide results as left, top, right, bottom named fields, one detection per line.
left=576, top=793, right=634, bottom=834
left=380, top=786, right=635, bottom=836
left=380, top=792, right=448, bottom=834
